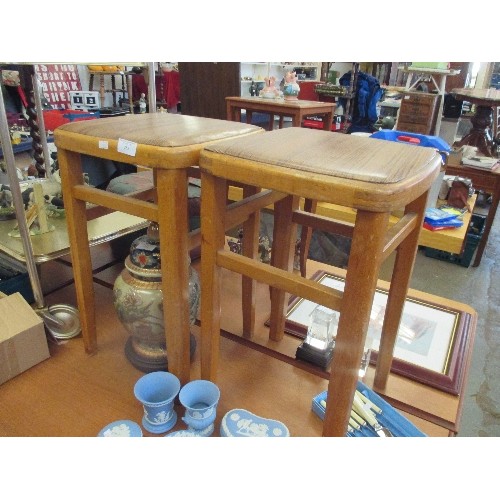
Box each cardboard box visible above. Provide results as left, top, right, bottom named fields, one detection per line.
left=0, top=292, right=50, bottom=385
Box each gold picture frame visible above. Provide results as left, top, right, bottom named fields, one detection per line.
left=281, top=270, right=475, bottom=395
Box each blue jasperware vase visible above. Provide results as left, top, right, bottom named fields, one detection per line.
left=134, top=371, right=181, bottom=434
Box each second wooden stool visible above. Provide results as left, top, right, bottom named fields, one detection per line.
left=198, top=127, right=441, bottom=436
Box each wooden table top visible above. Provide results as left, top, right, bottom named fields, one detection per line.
left=226, top=96, right=335, bottom=110
left=451, top=87, right=500, bottom=105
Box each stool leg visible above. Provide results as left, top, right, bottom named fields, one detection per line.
left=374, top=191, right=428, bottom=390
left=269, top=195, right=300, bottom=341
left=200, top=172, right=228, bottom=381
left=323, top=210, right=389, bottom=437
left=156, top=169, right=191, bottom=386
left=299, top=198, right=318, bottom=277
left=241, top=185, right=260, bottom=338
left=57, top=149, right=97, bottom=354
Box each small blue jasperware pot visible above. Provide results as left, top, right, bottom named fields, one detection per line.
left=134, top=371, right=181, bottom=434
left=179, top=379, right=220, bottom=436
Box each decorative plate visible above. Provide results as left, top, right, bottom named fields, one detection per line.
left=98, top=420, right=143, bottom=437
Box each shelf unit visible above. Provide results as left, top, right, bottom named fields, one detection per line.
left=0, top=63, right=155, bottom=315
left=240, top=62, right=321, bottom=97
left=314, top=62, right=360, bottom=132
left=88, top=69, right=135, bottom=109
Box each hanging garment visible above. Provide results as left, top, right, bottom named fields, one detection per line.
left=339, top=71, right=384, bottom=133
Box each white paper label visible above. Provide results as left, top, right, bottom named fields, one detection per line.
left=117, top=138, right=137, bottom=157
left=135, top=241, right=157, bottom=251
left=98, top=140, right=108, bottom=149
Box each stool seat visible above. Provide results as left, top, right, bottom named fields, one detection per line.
left=54, top=113, right=262, bottom=386
left=202, top=127, right=440, bottom=210
left=55, top=113, right=261, bottom=168
left=198, top=127, right=442, bottom=436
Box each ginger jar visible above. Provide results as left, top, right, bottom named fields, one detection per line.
left=113, top=222, right=199, bottom=372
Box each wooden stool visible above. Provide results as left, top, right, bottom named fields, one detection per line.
left=198, top=127, right=441, bottom=436
left=54, top=113, right=262, bottom=386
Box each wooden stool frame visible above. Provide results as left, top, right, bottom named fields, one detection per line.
left=54, top=113, right=262, bottom=386
left=198, top=129, right=441, bottom=436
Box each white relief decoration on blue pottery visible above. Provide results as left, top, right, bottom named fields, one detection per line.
left=220, top=409, right=290, bottom=437
left=152, top=410, right=172, bottom=424
left=104, top=423, right=132, bottom=437
left=165, top=429, right=202, bottom=437
left=98, top=420, right=143, bottom=437
left=190, top=407, right=214, bottom=420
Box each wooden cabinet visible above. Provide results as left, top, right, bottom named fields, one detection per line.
left=396, top=91, right=441, bottom=135
left=178, top=62, right=240, bottom=120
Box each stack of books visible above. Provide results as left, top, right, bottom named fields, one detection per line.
left=423, top=207, right=464, bottom=231
left=462, top=155, right=500, bottom=171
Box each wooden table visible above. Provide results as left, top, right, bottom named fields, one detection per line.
left=226, top=96, right=335, bottom=276
left=0, top=255, right=476, bottom=437
left=445, top=162, right=500, bottom=266
left=54, top=113, right=262, bottom=386
left=227, top=185, right=475, bottom=255
left=451, top=88, right=500, bottom=157
left=211, top=257, right=477, bottom=436
left=226, top=96, right=335, bottom=132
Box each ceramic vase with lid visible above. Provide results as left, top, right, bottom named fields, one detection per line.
left=113, top=221, right=199, bottom=372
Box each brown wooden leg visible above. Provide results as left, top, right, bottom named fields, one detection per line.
left=156, top=169, right=191, bottom=386
left=57, top=149, right=97, bottom=354
left=241, top=185, right=260, bottom=338
left=322, top=210, right=389, bottom=437
left=473, top=188, right=499, bottom=266
left=99, top=74, right=105, bottom=109
left=299, top=198, right=317, bottom=277
left=322, top=111, right=333, bottom=131
left=374, top=191, right=428, bottom=390
left=268, top=114, right=274, bottom=131
left=269, top=195, right=300, bottom=341
left=200, top=172, right=228, bottom=381
left=127, top=74, right=134, bottom=113
left=455, top=105, right=494, bottom=157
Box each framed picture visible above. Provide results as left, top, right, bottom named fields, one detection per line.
left=280, top=270, right=475, bottom=395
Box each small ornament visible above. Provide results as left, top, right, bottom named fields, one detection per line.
left=139, top=93, right=147, bottom=113
left=283, top=71, right=300, bottom=101
left=260, top=75, right=280, bottom=99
